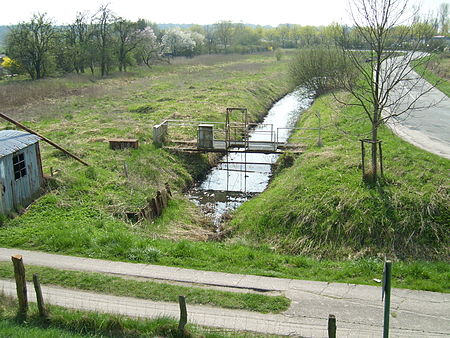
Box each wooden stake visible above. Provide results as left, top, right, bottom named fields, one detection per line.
left=328, top=314, right=336, bottom=338
left=11, top=255, right=28, bottom=318
left=123, top=162, right=129, bottom=178
left=361, top=140, right=365, bottom=178
left=33, top=274, right=48, bottom=319
left=178, top=295, right=187, bottom=333
left=379, top=141, right=384, bottom=176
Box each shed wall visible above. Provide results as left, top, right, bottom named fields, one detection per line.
left=0, top=143, right=43, bottom=214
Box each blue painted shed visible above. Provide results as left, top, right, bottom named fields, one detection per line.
left=0, top=130, right=43, bottom=215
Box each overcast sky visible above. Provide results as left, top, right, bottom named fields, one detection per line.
left=0, top=0, right=447, bottom=26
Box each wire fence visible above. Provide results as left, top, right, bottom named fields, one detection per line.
left=2, top=257, right=445, bottom=338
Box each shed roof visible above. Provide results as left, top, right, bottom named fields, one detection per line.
left=0, top=130, right=40, bottom=157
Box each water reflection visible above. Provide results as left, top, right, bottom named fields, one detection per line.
left=189, top=89, right=313, bottom=225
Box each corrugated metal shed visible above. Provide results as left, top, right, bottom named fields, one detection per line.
left=0, top=130, right=40, bottom=157
left=0, top=130, right=43, bottom=215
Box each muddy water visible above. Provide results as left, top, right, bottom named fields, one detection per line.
left=189, top=88, right=313, bottom=225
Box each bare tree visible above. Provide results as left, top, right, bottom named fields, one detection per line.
left=6, top=13, right=56, bottom=79
left=92, top=4, right=115, bottom=77
left=335, top=0, right=437, bottom=182
left=214, top=21, right=234, bottom=52
left=66, top=12, right=90, bottom=74
left=438, top=3, right=449, bottom=35
left=114, top=18, right=141, bottom=72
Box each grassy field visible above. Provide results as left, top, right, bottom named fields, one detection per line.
left=0, top=52, right=448, bottom=294
left=0, top=52, right=291, bottom=248
left=413, top=53, right=450, bottom=96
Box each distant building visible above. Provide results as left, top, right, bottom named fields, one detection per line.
left=0, top=130, right=43, bottom=215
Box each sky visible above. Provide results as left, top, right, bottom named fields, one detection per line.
left=0, top=0, right=447, bottom=26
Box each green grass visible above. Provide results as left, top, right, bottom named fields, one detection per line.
left=0, top=294, right=260, bottom=337
left=231, top=91, right=449, bottom=263
left=0, top=52, right=448, bottom=295
left=0, top=52, right=290, bottom=237
left=413, top=53, right=450, bottom=96
left=0, top=320, right=87, bottom=338
left=0, top=263, right=290, bottom=314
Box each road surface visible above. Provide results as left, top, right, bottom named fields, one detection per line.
left=382, top=54, right=450, bottom=159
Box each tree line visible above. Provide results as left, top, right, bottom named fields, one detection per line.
left=2, top=2, right=448, bottom=80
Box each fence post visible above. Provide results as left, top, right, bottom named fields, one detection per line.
left=123, top=162, right=129, bottom=178
left=383, top=260, right=392, bottom=338
left=328, top=314, right=336, bottom=338
left=178, top=295, right=188, bottom=333
left=33, top=274, right=48, bottom=319
left=11, top=255, right=28, bottom=319
left=316, top=112, right=322, bottom=147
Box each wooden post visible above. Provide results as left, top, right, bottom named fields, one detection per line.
left=328, top=314, right=336, bottom=338
left=165, top=183, right=172, bottom=197
left=379, top=141, right=384, bottom=176
left=360, top=140, right=365, bottom=178
left=11, top=255, right=28, bottom=318
left=156, top=191, right=164, bottom=211
left=161, top=189, right=168, bottom=209
left=316, top=112, right=322, bottom=147
left=152, top=197, right=161, bottom=217
left=178, top=295, right=187, bottom=333
left=33, top=274, right=48, bottom=319
left=383, top=260, right=392, bottom=338
left=123, top=162, right=129, bottom=178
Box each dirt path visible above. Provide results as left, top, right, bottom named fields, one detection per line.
left=1, top=248, right=449, bottom=337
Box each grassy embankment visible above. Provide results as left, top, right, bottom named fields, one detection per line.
left=413, top=53, right=450, bottom=96
left=230, top=91, right=449, bottom=288
left=0, top=52, right=448, bottom=293
left=0, top=52, right=291, bottom=249
left=0, top=293, right=260, bottom=337
left=0, top=262, right=290, bottom=314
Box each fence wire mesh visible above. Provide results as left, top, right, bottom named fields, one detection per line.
left=0, top=278, right=397, bottom=338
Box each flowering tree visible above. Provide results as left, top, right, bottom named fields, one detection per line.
left=136, top=27, right=165, bottom=67
left=162, top=28, right=198, bottom=57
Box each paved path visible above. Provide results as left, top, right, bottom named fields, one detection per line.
left=1, top=248, right=449, bottom=337
left=383, top=54, right=450, bottom=159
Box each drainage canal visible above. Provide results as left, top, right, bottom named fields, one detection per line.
left=189, top=88, right=314, bottom=227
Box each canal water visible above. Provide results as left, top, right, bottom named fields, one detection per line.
left=189, top=88, right=313, bottom=226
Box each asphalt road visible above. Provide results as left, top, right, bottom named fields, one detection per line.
left=382, top=54, right=450, bottom=159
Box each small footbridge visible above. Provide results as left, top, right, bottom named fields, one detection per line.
left=153, top=108, right=320, bottom=155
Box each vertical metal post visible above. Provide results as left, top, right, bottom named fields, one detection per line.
left=328, top=314, right=336, bottom=338
left=383, top=260, right=392, bottom=338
